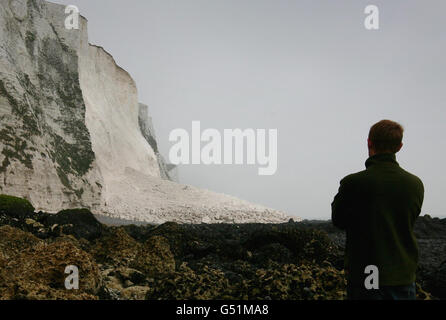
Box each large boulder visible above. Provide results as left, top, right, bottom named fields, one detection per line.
left=44, top=209, right=105, bottom=241
left=0, top=225, right=40, bottom=261
left=90, top=228, right=141, bottom=267
left=0, top=226, right=100, bottom=299
left=0, top=195, right=34, bottom=219
left=133, top=236, right=176, bottom=277
left=244, top=226, right=336, bottom=265
left=91, top=228, right=175, bottom=277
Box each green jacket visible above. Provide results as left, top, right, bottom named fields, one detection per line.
left=331, top=153, right=424, bottom=286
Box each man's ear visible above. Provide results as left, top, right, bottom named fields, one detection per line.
left=396, top=142, right=403, bottom=153
left=367, top=139, right=373, bottom=149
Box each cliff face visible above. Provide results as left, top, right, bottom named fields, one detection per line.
left=0, top=0, right=292, bottom=224
left=0, top=0, right=102, bottom=212
left=138, top=103, right=173, bottom=181
left=0, top=0, right=166, bottom=213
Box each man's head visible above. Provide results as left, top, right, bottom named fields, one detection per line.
left=368, top=120, right=404, bottom=157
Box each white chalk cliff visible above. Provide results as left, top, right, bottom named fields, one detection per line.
left=0, top=0, right=293, bottom=224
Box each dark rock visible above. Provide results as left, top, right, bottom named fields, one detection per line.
left=0, top=206, right=444, bottom=300
left=122, top=224, right=155, bottom=242
left=118, top=268, right=147, bottom=285
left=0, top=194, right=34, bottom=219
left=90, top=227, right=141, bottom=267
left=97, top=285, right=120, bottom=300
left=90, top=228, right=175, bottom=278
left=0, top=225, right=40, bottom=260
left=433, top=261, right=446, bottom=298
left=424, top=260, right=446, bottom=299
left=244, top=226, right=335, bottom=264
left=0, top=226, right=100, bottom=299
left=134, top=236, right=176, bottom=277
left=251, top=243, right=293, bottom=265
left=110, top=267, right=148, bottom=287
left=44, top=209, right=105, bottom=241
left=414, top=215, right=446, bottom=239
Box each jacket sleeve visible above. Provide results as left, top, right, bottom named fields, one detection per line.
left=415, top=178, right=425, bottom=218
left=331, top=177, right=353, bottom=230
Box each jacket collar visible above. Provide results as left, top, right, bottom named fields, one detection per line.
left=365, top=153, right=399, bottom=168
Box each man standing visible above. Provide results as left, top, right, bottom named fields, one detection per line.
left=332, top=120, right=424, bottom=300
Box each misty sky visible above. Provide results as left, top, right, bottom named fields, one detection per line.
left=51, top=0, right=446, bottom=219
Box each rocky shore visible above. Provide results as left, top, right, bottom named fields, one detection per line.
left=0, top=195, right=444, bottom=300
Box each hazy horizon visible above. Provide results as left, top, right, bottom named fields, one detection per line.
left=51, top=0, right=446, bottom=219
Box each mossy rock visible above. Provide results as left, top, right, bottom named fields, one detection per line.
left=132, top=235, right=176, bottom=277
left=91, top=228, right=175, bottom=278
left=0, top=230, right=100, bottom=300
left=0, top=195, right=35, bottom=218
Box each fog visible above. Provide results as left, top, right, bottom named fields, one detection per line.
left=51, top=0, right=446, bottom=219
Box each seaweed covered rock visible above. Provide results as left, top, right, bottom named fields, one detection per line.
left=43, top=209, right=105, bottom=241
left=0, top=207, right=105, bottom=241
left=99, top=267, right=151, bottom=300
left=90, top=228, right=140, bottom=267
left=238, top=262, right=346, bottom=300
left=0, top=195, right=34, bottom=219
left=0, top=226, right=100, bottom=299
left=133, top=236, right=175, bottom=277
left=146, top=261, right=346, bottom=300
left=244, top=227, right=337, bottom=266
left=0, top=225, right=40, bottom=261
left=0, top=210, right=443, bottom=300
left=148, top=222, right=188, bottom=257
left=91, top=228, right=175, bottom=277
left=120, top=286, right=151, bottom=300
left=146, top=263, right=232, bottom=300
